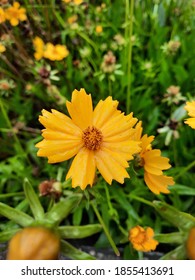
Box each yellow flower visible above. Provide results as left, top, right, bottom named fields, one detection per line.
left=63, top=0, right=83, bottom=4
left=129, top=225, right=159, bottom=252
left=133, top=121, right=174, bottom=194
left=96, top=25, right=103, bottom=34
left=33, top=37, right=45, bottom=61
left=67, top=14, right=78, bottom=24
left=0, top=43, right=6, bottom=53
left=7, top=227, right=60, bottom=260
left=184, top=101, right=195, bottom=129
left=44, top=43, right=69, bottom=61
left=5, top=2, right=27, bottom=26
left=0, top=7, right=6, bottom=24
left=36, top=88, right=141, bottom=190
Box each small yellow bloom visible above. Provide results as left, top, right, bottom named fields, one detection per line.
left=7, top=227, right=60, bottom=260
left=0, top=43, right=6, bottom=53
left=133, top=121, right=174, bottom=194
left=36, top=88, right=141, bottom=190
left=68, top=14, right=78, bottom=24
left=63, top=0, right=83, bottom=5
left=96, top=25, right=103, bottom=34
left=184, top=101, right=195, bottom=129
left=44, top=43, right=69, bottom=61
left=129, top=225, right=159, bottom=252
left=0, top=7, right=6, bottom=24
left=5, top=2, right=27, bottom=26
left=33, top=37, right=45, bottom=61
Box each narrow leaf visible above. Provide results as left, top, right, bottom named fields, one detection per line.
left=58, top=224, right=102, bottom=239
left=0, top=228, right=20, bottom=242
left=0, top=202, right=34, bottom=227
left=23, top=178, right=45, bottom=220
left=60, top=240, right=96, bottom=260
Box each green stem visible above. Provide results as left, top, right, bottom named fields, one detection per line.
left=126, top=0, right=134, bottom=113
left=174, top=160, right=195, bottom=180
left=129, top=194, right=154, bottom=207
left=0, top=99, right=31, bottom=164
left=0, top=192, right=24, bottom=199
left=91, top=201, right=120, bottom=256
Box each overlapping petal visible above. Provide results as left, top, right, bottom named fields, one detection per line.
left=144, top=172, right=174, bottom=194
left=66, top=89, right=93, bottom=130
left=66, top=148, right=96, bottom=190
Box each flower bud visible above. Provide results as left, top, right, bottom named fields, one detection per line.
left=7, top=227, right=60, bottom=260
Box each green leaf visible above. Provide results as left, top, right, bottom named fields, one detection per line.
left=169, top=184, right=195, bottom=196
left=58, top=224, right=102, bottom=239
left=60, top=240, right=96, bottom=260
left=0, top=202, right=34, bottom=227
left=23, top=178, right=45, bottom=220
left=45, top=194, right=82, bottom=226
left=155, top=232, right=184, bottom=244
left=0, top=228, right=20, bottom=242
left=160, top=245, right=187, bottom=260
left=153, top=201, right=195, bottom=231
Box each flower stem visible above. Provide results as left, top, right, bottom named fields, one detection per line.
left=126, top=0, right=134, bottom=113
left=129, top=194, right=154, bottom=207
left=91, top=201, right=120, bottom=256
left=174, top=159, right=195, bottom=180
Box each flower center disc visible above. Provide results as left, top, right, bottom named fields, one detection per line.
left=82, top=126, right=103, bottom=151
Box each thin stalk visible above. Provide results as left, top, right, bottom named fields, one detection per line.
left=91, top=201, right=120, bottom=256
left=174, top=160, right=195, bottom=180
left=129, top=194, right=154, bottom=207
left=126, top=0, right=135, bottom=113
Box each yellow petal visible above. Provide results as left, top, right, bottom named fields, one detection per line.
left=39, top=109, right=82, bottom=136
left=66, top=89, right=93, bottom=130
left=66, top=148, right=96, bottom=190
left=103, top=140, right=141, bottom=161
left=184, top=101, right=195, bottom=117
left=185, top=118, right=195, bottom=129
left=95, top=149, right=130, bottom=185
left=93, top=96, right=119, bottom=129
left=144, top=172, right=174, bottom=194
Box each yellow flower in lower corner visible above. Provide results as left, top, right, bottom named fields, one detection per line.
left=184, top=101, right=195, bottom=129
left=129, top=225, right=159, bottom=252
left=133, top=121, right=174, bottom=194
left=44, top=43, right=69, bottom=61
left=5, top=2, right=27, bottom=26
left=35, top=88, right=141, bottom=190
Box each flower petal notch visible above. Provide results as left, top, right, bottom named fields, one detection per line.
left=36, top=88, right=141, bottom=190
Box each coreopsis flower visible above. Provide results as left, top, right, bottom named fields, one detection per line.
left=96, top=25, right=103, bottom=34
left=5, top=2, right=27, bottom=26
left=33, top=37, right=45, bottom=60
left=184, top=101, right=195, bottom=129
left=7, top=227, right=60, bottom=260
left=0, top=7, right=6, bottom=24
left=129, top=225, right=159, bottom=252
left=36, top=88, right=141, bottom=190
left=44, top=43, right=69, bottom=61
left=133, top=121, right=174, bottom=194
left=0, top=43, right=6, bottom=53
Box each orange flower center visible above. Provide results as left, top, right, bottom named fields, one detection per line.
left=82, top=126, right=103, bottom=151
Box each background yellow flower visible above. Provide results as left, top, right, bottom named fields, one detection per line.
left=5, top=2, right=27, bottom=26
left=184, top=101, right=195, bottom=129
